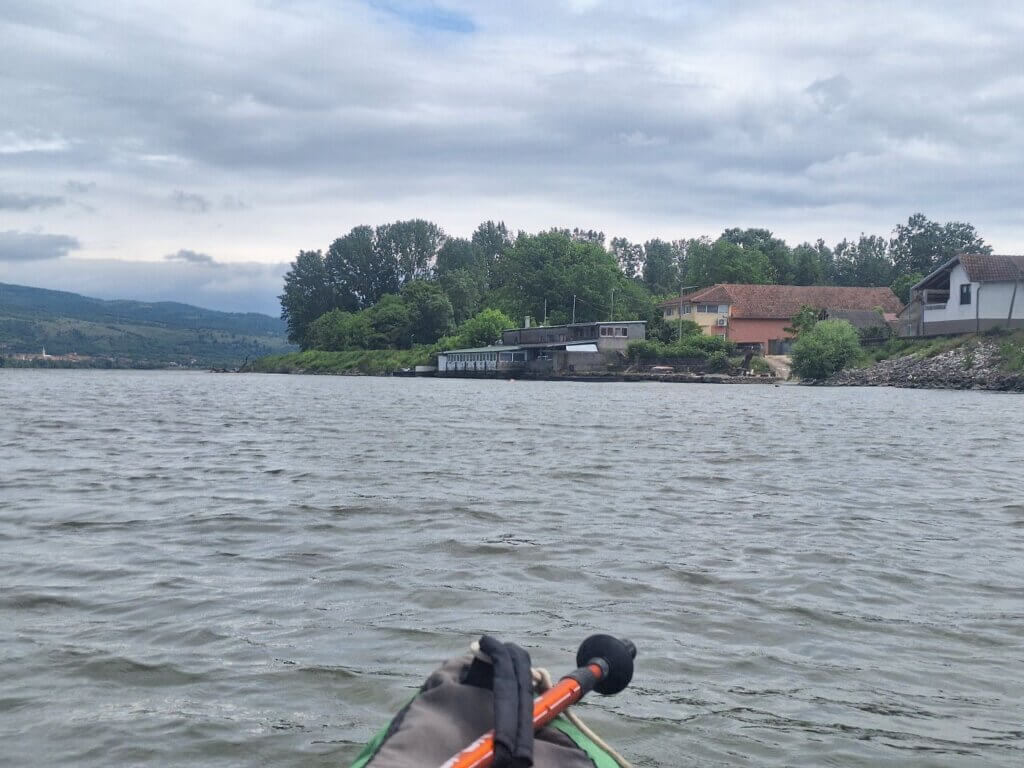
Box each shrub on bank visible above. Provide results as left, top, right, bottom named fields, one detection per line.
left=245, top=347, right=434, bottom=374
left=628, top=333, right=735, bottom=362
left=791, top=319, right=862, bottom=379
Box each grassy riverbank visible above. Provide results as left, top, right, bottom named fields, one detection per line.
left=857, top=330, right=1024, bottom=372
left=242, top=347, right=434, bottom=374
left=826, top=330, right=1024, bottom=390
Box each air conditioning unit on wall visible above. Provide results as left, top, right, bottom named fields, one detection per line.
left=716, top=317, right=728, bottom=327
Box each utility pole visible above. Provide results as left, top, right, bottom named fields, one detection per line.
left=610, top=289, right=615, bottom=321
left=543, top=299, right=547, bottom=325
left=572, top=295, right=576, bottom=324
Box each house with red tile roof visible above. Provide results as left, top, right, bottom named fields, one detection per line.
left=658, top=284, right=903, bottom=354
left=900, top=253, right=1024, bottom=337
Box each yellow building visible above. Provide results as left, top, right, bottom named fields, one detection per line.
left=659, top=295, right=731, bottom=337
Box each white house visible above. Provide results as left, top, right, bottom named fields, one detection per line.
left=900, top=253, right=1024, bottom=337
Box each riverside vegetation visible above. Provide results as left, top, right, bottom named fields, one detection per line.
left=825, top=331, right=1024, bottom=391
left=783, top=304, right=1024, bottom=390
left=254, top=213, right=991, bottom=374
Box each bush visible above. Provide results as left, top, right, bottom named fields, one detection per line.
left=748, top=356, right=772, bottom=375
left=453, top=308, right=514, bottom=348
left=791, top=319, right=862, bottom=379
left=628, top=333, right=736, bottom=365
left=627, top=340, right=668, bottom=359
left=305, top=309, right=383, bottom=351
left=706, top=350, right=730, bottom=372
left=999, top=334, right=1024, bottom=372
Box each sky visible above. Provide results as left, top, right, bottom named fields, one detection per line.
left=2, top=0, right=1023, bottom=315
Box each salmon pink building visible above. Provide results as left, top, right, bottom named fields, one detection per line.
left=659, top=284, right=903, bottom=354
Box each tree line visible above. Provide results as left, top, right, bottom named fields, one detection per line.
left=279, top=213, right=990, bottom=350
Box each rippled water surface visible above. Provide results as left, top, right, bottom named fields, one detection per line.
left=2, top=370, right=1023, bottom=767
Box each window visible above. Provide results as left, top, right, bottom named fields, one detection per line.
left=600, top=326, right=610, bottom=336
left=960, top=284, right=971, bottom=305
left=698, top=303, right=728, bottom=314
left=617, top=327, right=628, bottom=336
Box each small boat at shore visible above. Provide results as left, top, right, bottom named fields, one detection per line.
left=349, top=634, right=636, bottom=768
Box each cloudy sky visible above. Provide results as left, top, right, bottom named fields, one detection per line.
left=2, top=1, right=1023, bottom=314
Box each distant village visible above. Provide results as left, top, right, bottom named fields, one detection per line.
left=433, top=252, right=1024, bottom=379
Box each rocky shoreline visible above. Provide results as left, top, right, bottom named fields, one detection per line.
left=825, top=339, right=1024, bottom=392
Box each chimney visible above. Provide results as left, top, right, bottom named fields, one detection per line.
left=524, top=316, right=531, bottom=328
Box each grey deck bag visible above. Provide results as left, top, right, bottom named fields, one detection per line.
left=349, top=637, right=621, bottom=768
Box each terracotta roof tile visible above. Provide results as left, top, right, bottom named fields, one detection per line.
left=659, top=284, right=902, bottom=318
left=959, top=253, right=1024, bottom=282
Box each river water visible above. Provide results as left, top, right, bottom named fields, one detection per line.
left=2, top=370, right=1022, bottom=767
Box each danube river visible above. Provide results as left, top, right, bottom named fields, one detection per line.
left=2, top=370, right=1022, bottom=766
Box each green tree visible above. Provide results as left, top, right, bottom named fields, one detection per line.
left=401, top=280, right=454, bottom=344
left=833, top=235, right=893, bottom=286
left=279, top=249, right=335, bottom=347
left=890, top=213, right=990, bottom=277
left=549, top=227, right=605, bottom=246
left=682, top=236, right=772, bottom=286
left=890, top=271, right=924, bottom=305
left=325, top=226, right=398, bottom=310
left=435, top=237, right=488, bottom=324
left=722, top=227, right=793, bottom=283
left=491, top=231, right=649, bottom=325
left=813, top=239, right=836, bottom=284
left=471, top=220, right=511, bottom=286
left=791, top=243, right=824, bottom=285
left=438, top=268, right=483, bottom=325
left=435, top=237, right=479, bottom=276
left=641, top=239, right=680, bottom=296
left=366, top=294, right=412, bottom=348
left=376, top=219, right=446, bottom=285
left=786, top=305, right=820, bottom=336
left=453, top=308, right=514, bottom=347
left=610, top=236, right=643, bottom=280
left=791, top=319, right=861, bottom=379
left=710, top=238, right=773, bottom=284
left=306, top=309, right=382, bottom=350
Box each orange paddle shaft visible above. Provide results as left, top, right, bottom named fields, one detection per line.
left=438, top=662, right=604, bottom=768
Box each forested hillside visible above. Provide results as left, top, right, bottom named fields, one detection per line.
left=0, top=283, right=293, bottom=367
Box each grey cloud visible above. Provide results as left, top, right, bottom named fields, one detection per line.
left=806, top=75, right=852, bottom=113
left=0, top=231, right=81, bottom=261
left=1, top=1, right=1024, bottom=252
left=221, top=194, right=249, bottom=211
left=170, top=190, right=211, bottom=213
left=165, top=249, right=216, bottom=264
left=0, top=193, right=65, bottom=210
left=64, top=180, right=96, bottom=194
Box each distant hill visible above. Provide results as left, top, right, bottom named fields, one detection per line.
left=0, top=282, right=295, bottom=368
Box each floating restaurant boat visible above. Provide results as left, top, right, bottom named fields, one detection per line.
left=349, top=635, right=637, bottom=768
